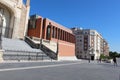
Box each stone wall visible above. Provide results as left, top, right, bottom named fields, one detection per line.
left=0, top=0, right=30, bottom=39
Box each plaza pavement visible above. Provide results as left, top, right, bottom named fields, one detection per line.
left=0, top=59, right=119, bottom=80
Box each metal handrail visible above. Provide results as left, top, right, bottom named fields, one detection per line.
left=40, top=44, right=58, bottom=60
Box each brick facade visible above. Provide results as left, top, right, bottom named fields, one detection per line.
left=27, top=15, right=76, bottom=60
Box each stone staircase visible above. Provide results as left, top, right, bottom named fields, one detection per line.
left=25, top=36, right=58, bottom=60
left=2, top=37, right=51, bottom=61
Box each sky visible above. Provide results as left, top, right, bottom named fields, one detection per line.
left=24, top=0, right=120, bottom=53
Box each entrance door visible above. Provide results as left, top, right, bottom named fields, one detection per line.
left=0, top=7, right=11, bottom=38
left=91, top=56, right=94, bottom=60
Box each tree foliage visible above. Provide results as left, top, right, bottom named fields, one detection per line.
left=109, top=51, right=120, bottom=58
left=100, top=54, right=111, bottom=60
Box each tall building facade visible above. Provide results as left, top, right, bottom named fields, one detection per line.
left=0, top=0, right=30, bottom=39
left=72, top=28, right=109, bottom=60
left=27, top=15, right=76, bottom=60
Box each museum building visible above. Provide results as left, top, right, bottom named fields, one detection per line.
left=27, top=15, right=76, bottom=60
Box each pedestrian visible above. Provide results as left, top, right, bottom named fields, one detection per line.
left=88, top=58, right=90, bottom=63
left=113, top=57, right=117, bottom=67
left=99, top=58, right=101, bottom=63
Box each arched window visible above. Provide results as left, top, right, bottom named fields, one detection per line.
left=55, top=27, right=57, bottom=39
left=58, top=29, right=60, bottom=39
left=46, top=25, right=51, bottom=40
left=60, top=30, right=62, bottom=40
left=52, top=26, right=55, bottom=38
left=63, top=31, right=64, bottom=41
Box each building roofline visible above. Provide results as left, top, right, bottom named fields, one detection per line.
left=44, top=18, right=72, bottom=33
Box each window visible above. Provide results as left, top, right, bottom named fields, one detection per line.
left=52, top=27, right=55, bottom=38
left=60, top=30, right=61, bottom=40
left=77, top=51, right=79, bottom=54
left=77, top=36, right=79, bottom=38
left=79, top=55, right=82, bottom=58
left=55, top=28, right=57, bottom=39
left=46, top=25, right=51, bottom=39
left=77, top=39, right=79, bottom=42
left=58, top=29, right=60, bottom=39
left=0, top=8, right=4, bottom=15
left=90, top=31, right=95, bottom=35
left=28, top=19, right=36, bottom=29
left=80, top=39, right=82, bottom=42
left=84, top=32, right=88, bottom=34
left=80, top=36, right=82, bottom=38
left=28, top=15, right=37, bottom=29
left=80, top=51, right=82, bottom=54
left=77, top=32, right=80, bottom=35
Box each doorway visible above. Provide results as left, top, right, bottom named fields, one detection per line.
left=91, top=56, right=94, bottom=60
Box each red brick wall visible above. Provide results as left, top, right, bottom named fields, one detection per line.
left=27, top=16, right=76, bottom=59
left=43, top=18, right=75, bottom=57
left=27, top=18, right=43, bottom=38
left=58, top=41, right=75, bottom=57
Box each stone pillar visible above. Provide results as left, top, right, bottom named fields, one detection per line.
left=50, top=25, right=53, bottom=40
left=56, top=28, right=58, bottom=39
left=24, top=0, right=30, bottom=38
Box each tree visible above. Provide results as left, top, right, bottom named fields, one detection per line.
left=100, top=54, right=111, bottom=60
left=109, top=51, right=120, bottom=58
left=100, top=54, right=105, bottom=60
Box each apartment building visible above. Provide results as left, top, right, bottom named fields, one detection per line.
left=72, top=28, right=109, bottom=60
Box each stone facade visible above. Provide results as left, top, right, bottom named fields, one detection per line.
left=0, top=0, right=30, bottom=39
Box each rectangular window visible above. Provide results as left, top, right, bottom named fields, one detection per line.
left=46, top=26, right=51, bottom=39
left=28, top=16, right=37, bottom=29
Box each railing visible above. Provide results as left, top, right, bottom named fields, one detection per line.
left=42, top=39, right=57, bottom=53
left=25, top=36, right=58, bottom=60
left=40, top=44, right=58, bottom=60
left=25, top=36, right=40, bottom=49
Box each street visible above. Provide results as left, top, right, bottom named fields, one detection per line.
left=0, top=60, right=119, bottom=80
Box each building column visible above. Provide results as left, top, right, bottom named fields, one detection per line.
left=65, top=32, right=66, bottom=41
left=68, top=33, right=70, bottom=42
left=39, top=18, right=43, bottom=39
left=56, top=28, right=58, bottom=39
left=66, top=32, right=68, bottom=41
left=62, top=30, right=63, bottom=40
left=43, top=20, right=47, bottom=39
left=50, top=25, right=53, bottom=40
